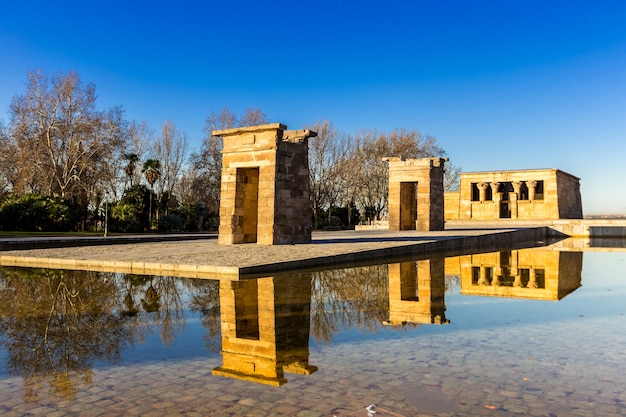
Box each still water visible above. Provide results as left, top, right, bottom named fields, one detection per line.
left=0, top=239, right=625, bottom=416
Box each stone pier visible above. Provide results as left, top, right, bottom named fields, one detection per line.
left=214, top=123, right=316, bottom=245
left=385, top=157, right=448, bottom=232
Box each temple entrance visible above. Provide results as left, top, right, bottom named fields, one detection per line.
left=500, top=201, right=511, bottom=218
left=386, top=157, right=447, bottom=232
left=399, top=182, right=417, bottom=230
left=234, top=280, right=260, bottom=340
left=237, top=167, right=259, bottom=243
left=216, top=124, right=316, bottom=245
left=498, top=182, right=513, bottom=218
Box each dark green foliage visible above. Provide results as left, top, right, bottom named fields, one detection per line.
left=157, top=214, right=184, bottom=232
left=159, top=202, right=216, bottom=232
left=0, top=193, right=78, bottom=232
left=108, top=185, right=151, bottom=233
left=316, top=202, right=361, bottom=230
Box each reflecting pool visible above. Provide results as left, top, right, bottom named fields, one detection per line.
left=0, top=239, right=625, bottom=416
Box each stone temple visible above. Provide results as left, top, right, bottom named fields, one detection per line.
left=213, top=123, right=316, bottom=245
left=214, top=122, right=583, bottom=245
left=445, top=168, right=583, bottom=220
left=385, top=157, right=448, bottom=231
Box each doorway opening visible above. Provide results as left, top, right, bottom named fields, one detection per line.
left=400, top=182, right=417, bottom=230
left=237, top=167, right=259, bottom=243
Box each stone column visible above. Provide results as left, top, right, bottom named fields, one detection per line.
left=527, top=180, right=537, bottom=202
left=478, top=266, right=489, bottom=286
left=509, top=191, right=518, bottom=219
left=490, top=182, right=500, bottom=197
left=478, top=182, right=490, bottom=202
left=528, top=268, right=538, bottom=288
left=510, top=181, right=523, bottom=219
left=490, top=182, right=500, bottom=219
left=510, top=250, right=521, bottom=286
left=491, top=273, right=501, bottom=286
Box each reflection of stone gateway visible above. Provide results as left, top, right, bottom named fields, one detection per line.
left=214, top=123, right=317, bottom=245
left=385, top=258, right=450, bottom=326
left=212, top=274, right=317, bottom=386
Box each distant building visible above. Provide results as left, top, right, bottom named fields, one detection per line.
left=445, top=168, right=582, bottom=220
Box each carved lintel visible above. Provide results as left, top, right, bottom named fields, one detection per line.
left=283, top=129, right=317, bottom=143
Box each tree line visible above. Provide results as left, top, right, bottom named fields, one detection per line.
left=0, top=70, right=459, bottom=233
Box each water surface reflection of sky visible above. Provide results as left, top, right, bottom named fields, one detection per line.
left=0, top=240, right=625, bottom=416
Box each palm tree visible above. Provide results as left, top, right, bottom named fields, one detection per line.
left=142, top=159, right=161, bottom=230
left=123, top=153, right=139, bottom=189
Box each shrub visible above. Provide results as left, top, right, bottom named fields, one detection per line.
left=0, top=193, right=77, bottom=232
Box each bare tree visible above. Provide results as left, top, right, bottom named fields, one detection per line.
left=187, top=107, right=268, bottom=218
left=187, top=108, right=236, bottom=217
left=307, top=120, right=352, bottom=229
left=122, top=121, right=152, bottom=190
left=7, top=70, right=126, bottom=201
left=238, top=107, right=269, bottom=127
left=151, top=120, right=188, bottom=215
left=0, top=121, right=15, bottom=197
left=347, top=128, right=447, bottom=222
left=444, top=162, right=461, bottom=192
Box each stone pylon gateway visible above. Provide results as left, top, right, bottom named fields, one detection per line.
left=213, top=123, right=316, bottom=245
left=385, top=157, right=448, bottom=232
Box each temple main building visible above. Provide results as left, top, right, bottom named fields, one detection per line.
left=445, top=168, right=582, bottom=220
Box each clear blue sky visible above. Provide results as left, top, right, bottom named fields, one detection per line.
left=1, top=1, right=625, bottom=214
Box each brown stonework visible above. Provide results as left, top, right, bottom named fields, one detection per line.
left=385, top=258, right=449, bottom=326
left=385, top=157, right=448, bottom=231
left=445, top=168, right=583, bottom=221
left=445, top=247, right=583, bottom=300
left=213, top=123, right=316, bottom=245
left=212, top=274, right=317, bottom=386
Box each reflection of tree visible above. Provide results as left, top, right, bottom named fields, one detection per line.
left=0, top=267, right=138, bottom=401
left=0, top=268, right=222, bottom=401
left=141, top=278, right=161, bottom=312
left=310, top=265, right=388, bottom=343
left=125, top=275, right=186, bottom=346
left=155, top=276, right=186, bottom=346
left=445, top=274, right=461, bottom=293
left=187, top=279, right=221, bottom=352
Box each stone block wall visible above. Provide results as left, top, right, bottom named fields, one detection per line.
left=386, top=258, right=448, bottom=326
left=214, top=124, right=315, bottom=245
left=457, top=247, right=582, bottom=300
left=556, top=170, right=584, bottom=218
left=273, top=138, right=313, bottom=244
left=213, top=274, right=316, bottom=386
left=453, top=168, right=582, bottom=221
left=444, top=192, right=460, bottom=221
left=386, top=157, right=447, bottom=231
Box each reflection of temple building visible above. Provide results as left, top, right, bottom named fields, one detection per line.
left=446, top=248, right=582, bottom=300
left=212, top=274, right=317, bottom=386
left=445, top=168, right=582, bottom=220
left=385, top=258, right=449, bottom=326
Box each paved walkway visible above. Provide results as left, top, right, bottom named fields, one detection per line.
left=0, top=227, right=550, bottom=279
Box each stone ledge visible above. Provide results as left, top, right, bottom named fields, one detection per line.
left=0, top=228, right=552, bottom=279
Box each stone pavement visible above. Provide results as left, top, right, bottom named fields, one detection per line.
left=0, top=227, right=550, bottom=279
